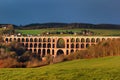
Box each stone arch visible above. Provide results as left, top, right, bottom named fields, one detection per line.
left=76, top=44, right=79, bottom=48
left=26, top=38, right=29, bottom=42
left=34, top=43, right=37, bottom=48
left=42, top=49, right=46, bottom=57
left=47, top=43, right=51, bottom=48
left=34, top=49, right=37, bottom=53
left=47, top=49, right=50, bottom=54
left=30, top=43, right=33, bottom=48
left=38, top=49, right=41, bottom=55
left=57, top=38, right=65, bottom=48
left=71, top=38, right=75, bottom=42
left=96, top=38, right=100, bottom=43
left=91, top=38, right=95, bottom=42
left=52, top=50, right=54, bottom=55
left=66, top=50, right=69, bottom=55
left=14, top=38, right=16, bottom=41
left=30, top=49, right=32, bottom=52
left=48, top=38, right=51, bottom=42
left=86, top=38, right=90, bottom=42
left=25, top=43, right=28, bottom=47
left=81, top=44, right=84, bottom=48
left=81, top=38, right=85, bottom=42
left=71, top=49, right=74, bottom=53
left=10, top=38, right=12, bottom=42
left=86, top=44, right=90, bottom=48
left=39, top=38, right=42, bottom=42
left=57, top=49, right=64, bottom=56
left=30, top=38, right=33, bottom=42
left=34, top=38, right=38, bottom=42
left=43, top=43, right=46, bottom=48
left=76, top=38, right=80, bottom=42
left=43, top=38, right=46, bottom=42
left=22, top=38, right=25, bottom=42
left=18, top=38, right=20, bottom=42
left=71, top=44, right=74, bottom=48
left=5, top=38, right=8, bottom=42
left=38, top=43, right=42, bottom=48
left=102, top=38, right=105, bottom=41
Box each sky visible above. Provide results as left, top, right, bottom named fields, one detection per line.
left=0, top=0, right=120, bottom=25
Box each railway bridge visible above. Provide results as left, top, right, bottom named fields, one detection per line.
left=4, top=36, right=120, bottom=57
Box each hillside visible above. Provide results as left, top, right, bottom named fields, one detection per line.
left=19, top=23, right=120, bottom=29
left=1, top=23, right=120, bottom=29
left=0, top=56, right=120, bottom=80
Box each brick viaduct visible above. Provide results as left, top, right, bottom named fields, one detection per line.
left=4, top=36, right=120, bottom=57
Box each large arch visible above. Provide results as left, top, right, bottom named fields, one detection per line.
left=57, top=49, right=64, bottom=56
left=57, top=38, right=65, bottom=48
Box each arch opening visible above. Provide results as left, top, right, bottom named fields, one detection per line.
left=57, top=50, right=64, bottom=56
left=57, top=38, right=65, bottom=48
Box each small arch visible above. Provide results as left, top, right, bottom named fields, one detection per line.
left=67, top=39, right=69, bottom=42
left=30, top=49, right=32, bottom=52
left=34, top=49, right=37, bottom=53
left=48, top=38, right=51, bottom=42
left=71, top=49, right=74, bottom=53
left=76, top=44, right=79, bottom=48
left=34, top=38, right=38, bottom=42
left=86, top=38, right=90, bottom=42
left=10, top=38, right=12, bottom=42
left=76, top=38, right=80, bottom=42
left=47, top=49, right=50, bottom=54
left=18, top=38, right=20, bottom=42
left=14, top=38, right=16, bottom=41
left=52, top=50, right=54, bottom=55
left=39, top=38, right=42, bottom=42
left=71, top=44, right=74, bottom=48
left=26, top=38, right=29, bottom=42
left=81, top=44, right=84, bottom=48
left=91, top=38, right=95, bottom=42
left=5, top=38, right=8, bottom=42
left=81, top=38, right=85, bottom=42
left=22, top=38, right=25, bottom=42
left=30, top=43, right=33, bottom=48
left=38, top=49, right=41, bottom=56
left=47, top=43, right=51, bottom=48
left=71, top=38, right=75, bottom=42
left=34, top=43, right=37, bottom=48
left=86, top=44, right=90, bottom=48
left=42, top=49, right=46, bottom=57
left=96, top=38, right=100, bottom=43
left=57, top=50, right=64, bottom=56
left=38, top=43, right=42, bottom=48
left=66, top=50, right=69, bottom=55
left=102, top=38, right=105, bottom=41
left=30, top=38, right=33, bottom=42
left=43, top=43, right=46, bottom=48
left=67, top=44, right=69, bottom=48
left=43, top=38, right=46, bottom=42
left=25, top=43, right=28, bottom=47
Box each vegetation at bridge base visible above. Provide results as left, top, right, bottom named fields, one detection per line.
left=0, top=56, right=120, bottom=80
left=63, top=39, right=120, bottom=61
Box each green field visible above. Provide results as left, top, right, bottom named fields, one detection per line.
left=16, top=28, right=120, bottom=36
left=0, top=56, right=120, bottom=80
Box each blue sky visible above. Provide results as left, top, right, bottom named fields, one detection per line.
left=0, top=0, right=120, bottom=25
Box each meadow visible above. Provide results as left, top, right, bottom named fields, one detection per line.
left=0, top=56, right=120, bottom=80
left=16, top=28, right=120, bottom=36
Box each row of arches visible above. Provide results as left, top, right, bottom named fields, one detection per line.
left=5, top=37, right=111, bottom=43
left=23, top=43, right=93, bottom=49
left=28, top=49, right=77, bottom=57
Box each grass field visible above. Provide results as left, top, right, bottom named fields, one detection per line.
left=16, top=28, right=120, bottom=36
left=0, top=56, right=120, bottom=80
